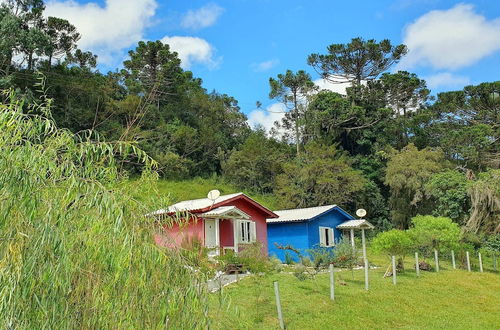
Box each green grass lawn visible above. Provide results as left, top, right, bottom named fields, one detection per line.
left=133, top=176, right=280, bottom=210
left=209, top=254, right=500, bottom=329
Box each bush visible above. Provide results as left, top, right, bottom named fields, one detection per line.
left=217, top=242, right=273, bottom=274
left=307, top=246, right=336, bottom=270
left=408, top=215, right=460, bottom=257
left=372, top=229, right=413, bottom=259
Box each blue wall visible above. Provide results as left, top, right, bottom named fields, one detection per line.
left=267, top=221, right=308, bottom=262
left=267, top=207, right=354, bottom=262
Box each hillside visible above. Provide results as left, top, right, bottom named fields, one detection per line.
left=134, top=177, right=281, bottom=212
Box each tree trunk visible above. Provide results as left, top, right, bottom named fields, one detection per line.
left=293, top=92, right=300, bottom=157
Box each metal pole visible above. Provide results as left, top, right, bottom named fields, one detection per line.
left=364, top=258, right=369, bottom=291
left=451, top=250, right=456, bottom=269
left=329, top=264, right=335, bottom=300
left=434, top=249, right=439, bottom=272
left=392, top=256, right=397, bottom=285
left=415, top=252, right=420, bottom=277
left=361, top=229, right=367, bottom=260
left=350, top=229, right=355, bottom=250
left=478, top=252, right=483, bottom=273
left=466, top=251, right=471, bottom=272
left=274, top=281, right=285, bottom=329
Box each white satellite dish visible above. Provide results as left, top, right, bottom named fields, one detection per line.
left=207, top=189, right=221, bottom=201
left=356, top=208, right=367, bottom=218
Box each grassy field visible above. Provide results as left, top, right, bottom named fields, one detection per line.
left=209, top=253, right=500, bottom=329
left=133, top=177, right=280, bottom=210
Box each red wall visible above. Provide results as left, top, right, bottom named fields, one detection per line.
left=154, top=217, right=204, bottom=248
left=220, top=198, right=269, bottom=255
left=156, top=196, right=272, bottom=255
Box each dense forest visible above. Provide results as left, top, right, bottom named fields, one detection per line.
left=1, top=0, right=498, bottom=238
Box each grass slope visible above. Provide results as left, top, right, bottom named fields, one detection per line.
left=210, top=254, right=500, bottom=329
left=138, top=177, right=280, bottom=211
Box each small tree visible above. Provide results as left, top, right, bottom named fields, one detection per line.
left=372, top=229, right=412, bottom=271
left=408, top=215, right=460, bottom=258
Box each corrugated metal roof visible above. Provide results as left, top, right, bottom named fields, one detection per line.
left=150, top=192, right=243, bottom=215
left=200, top=206, right=250, bottom=219
left=266, top=205, right=337, bottom=223
left=337, top=219, right=374, bottom=229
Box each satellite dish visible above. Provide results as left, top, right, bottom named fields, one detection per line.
left=356, top=209, right=367, bottom=218
left=207, top=189, right=221, bottom=201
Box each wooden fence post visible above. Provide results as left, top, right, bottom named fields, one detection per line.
left=392, top=256, right=397, bottom=285
left=451, top=250, right=456, bottom=269
left=434, top=249, right=439, bottom=272
left=364, top=258, right=369, bottom=291
left=478, top=252, right=483, bottom=273
left=329, top=264, right=335, bottom=301
left=415, top=252, right=420, bottom=277
left=466, top=251, right=471, bottom=272
left=274, top=281, right=285, bottom=329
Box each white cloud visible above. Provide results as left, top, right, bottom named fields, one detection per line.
left=181, top=3, right=224, bottom=30
left=247, top=103, right=286, bottom=133
left=45, top=0, right=157, bottom=64
left=160, top=36, right=219, bottom=69
left=398, top=3, right=500, bottom=70
left=252, top=59, right=280, bottom=72
left=314, top=77, right=352, bottom=95
left=425, top=72, right=471, bottom=89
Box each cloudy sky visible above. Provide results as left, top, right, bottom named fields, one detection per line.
left=44, top=0, right=500, bottom=130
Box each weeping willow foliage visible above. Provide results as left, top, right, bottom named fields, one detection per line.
left=466, top=169, right=500, bottom=234
left=0, top=89, right=210, bottom=328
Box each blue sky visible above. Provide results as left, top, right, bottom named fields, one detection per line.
left=45, top=0, right=500, bottom=129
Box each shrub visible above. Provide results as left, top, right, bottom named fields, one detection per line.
left=307, top=246, right=336, bottom=270
left=0, top=89, right=210, bottom=328
left=218, top=242, right=273, bottom=274
left=372, top=229, right=413, bottom=259
left=408, top=215, right=460, bottom=257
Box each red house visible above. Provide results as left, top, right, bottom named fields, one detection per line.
left=151, top=193, right=278, bottom=256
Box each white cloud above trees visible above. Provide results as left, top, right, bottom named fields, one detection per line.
left=425, top=72, right=471, bottom=89
left=45, top=0, right=157, bottom=64
left=160, top=36, right=219, bottom=69
left=247, top=103, right=286, bottom=132
left=251, top=59, right=280, bottom=72
left=181, top=3, right=224, bottom=30
left=398, top=3, right=500, bottom=70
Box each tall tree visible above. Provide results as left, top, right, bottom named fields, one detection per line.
left=269, top=70, right=315, bottom=156
left=45, top=16, right=80, bottom=69
left=275, top=142, right=365, bottom=208
left=385, top=144, right=447, bottom=228
left=308, top=38, right=407, bottom=86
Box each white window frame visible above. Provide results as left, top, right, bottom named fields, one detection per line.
left=239, top=220, right=256, bottom=244
left=319, top=226, right=335, bottom=247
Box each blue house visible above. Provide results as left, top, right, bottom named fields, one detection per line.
left=266, top=205, right=359, bottom=262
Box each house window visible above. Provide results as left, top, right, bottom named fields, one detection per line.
left=239, top=220, right=256, bottom=243
left=319, top=226, right=335, bottom=247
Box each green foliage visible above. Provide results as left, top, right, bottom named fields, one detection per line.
left=308, top=37, right=408, bottom=86
left=372, top=229, right=413, bottom=258
left=425, top=170, right=471, bottom=224
left=223, top=130, right=290, bottom=193
left=332, top=237, right=359, bottom=270
left=218, top=242, right=273, bottom=274
left=385, top=144, right=446, bottom=228
left=483, top=235, right=500, bottom=253
left=466, top=169, right=500, bottom=234
left=275, top=142, right=365, bottom=208
left=0, top=90, right=210, bottom=328
left=269, top=69, right=316, bottom=156
left=307, top=246, right=336, bottom=269
left=408, top=215, right=461, bottom=257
